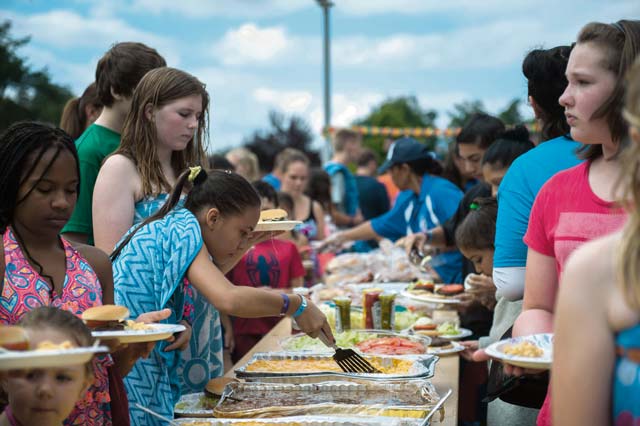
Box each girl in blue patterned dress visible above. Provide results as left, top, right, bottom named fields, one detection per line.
left=111, top=168, right=332, bottom=425
left=92, top=67, right=213, bottom=394
left=552, top=25, right=640, bottom=426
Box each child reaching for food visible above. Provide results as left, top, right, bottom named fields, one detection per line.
left=227, top=181, right=306, bottom=361
left=111, top=167, right=332, bottom=425
left=0, top=307, right=97, bottom=426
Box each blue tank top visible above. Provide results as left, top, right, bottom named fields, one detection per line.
left=613, top=324, right=640, bottom=423
left=324, top=162, right=359, bottom=216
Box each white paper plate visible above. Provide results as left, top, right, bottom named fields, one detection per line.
left=92, top=323, right=186, bottom=343
left=0, top=345, right=109, bottom=370
left=438, top=328, right=473, bottom=340
left=401, top=290, right=462, bottom=305
left=427, top=341, right=464, bottom=356
left=254, top=220, right=302, bottom=232
left=485, top=333, right=552, bottom=370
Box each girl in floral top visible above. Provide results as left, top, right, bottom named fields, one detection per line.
left=0, top=122, right=116, bottom=425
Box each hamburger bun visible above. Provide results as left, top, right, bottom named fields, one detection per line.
left=0, top=326, right=29, bottom=351
left=259, top=209, right=288, bottom=222
left=82, top=305, right=129, bottom=330
left=204, top=377, right=238, bottom=397
left=415, top=328, right=441, bottom=337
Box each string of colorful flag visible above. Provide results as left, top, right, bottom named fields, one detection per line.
left=324, top=123, right=539, bottom=138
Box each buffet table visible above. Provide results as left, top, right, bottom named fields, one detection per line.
left=225, top=317, right=459, bottom=425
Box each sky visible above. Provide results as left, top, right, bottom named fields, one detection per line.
left=3, top=0, right=639, bottom=153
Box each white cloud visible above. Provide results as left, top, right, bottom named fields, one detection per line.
left=213, top=24, right=291, bottom=65
left=253, top=88, right=314, bottom=113
left=128, top=0, right=308, bottom=19
left=2, top=9, right=181, bottom=66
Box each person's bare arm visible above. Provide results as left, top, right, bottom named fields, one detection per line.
left=514, top=249, right=558, bottom=336
left=93, top=155, right=140, bottom=254
left=553, top=240, right=615, bottom=426
left=73, top=243, right=114, bottom=304
left=326, top=221, right=378, bottom=247
left=290, top=276, right=304, bottom=288
left=312, top=200, right=326, bottom=240
left=186, top=246, right=332, bottom=340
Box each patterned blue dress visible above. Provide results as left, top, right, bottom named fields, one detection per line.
left=114, top=208, right=205, bottom=424
left=132, top=197, right=225, bottom=397
left=613, top=324, right=640, bottom=424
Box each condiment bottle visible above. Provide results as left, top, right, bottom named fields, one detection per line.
left=333, top=296, right=351, bottom=332
left=378, top=292, right=396, bottom=330
left=363, top=289, right=382, bottom=329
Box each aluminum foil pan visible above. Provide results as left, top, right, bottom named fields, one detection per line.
left=173, top=415, right=422, bottom=425
left=214, top=380, right=439, bottom=419
left=234, top=352, right=437, bottom=384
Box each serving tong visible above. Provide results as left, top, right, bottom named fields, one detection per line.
left=318, top=329, right=381, bottom=374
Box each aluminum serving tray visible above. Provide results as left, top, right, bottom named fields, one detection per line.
left=280, top=329, right=432, bottom=355
left=214, top=380, right=439, bottom=419
left=174, top=415, right=422, bottom=426
left=234, top=352, right=438, bottom=384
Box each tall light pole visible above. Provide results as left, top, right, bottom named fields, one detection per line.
left=316, top=0, right=333, bottom=163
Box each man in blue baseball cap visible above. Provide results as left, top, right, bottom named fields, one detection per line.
left=322, top=136, right=464, bottom=284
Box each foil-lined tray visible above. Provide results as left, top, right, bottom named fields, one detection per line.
left=214, top=380, right=440, bottom=419
left=174, top=415, right=423, bottom=425
left=234, top=352, right=437, bottom=384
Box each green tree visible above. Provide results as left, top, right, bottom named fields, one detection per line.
left=354, top=96, right=438, bottom=159
left=447, top=100, right=486, bottom=129
left=498, top=98, right=524, bottom=125
left=243, top=110, right=320, bottom=174
left=0, top=20, right=73, bottom=130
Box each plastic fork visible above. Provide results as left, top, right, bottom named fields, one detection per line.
left=318, top=329, right=381, bottom=374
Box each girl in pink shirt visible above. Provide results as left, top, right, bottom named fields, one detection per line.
left=507, top=20, right=640, bottom=426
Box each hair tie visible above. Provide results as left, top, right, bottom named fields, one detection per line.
left=611, top=21, right=625, bottom=35
left=188, top=166, right=207, bottom=186
left=469, top=202, right=479, bottom=211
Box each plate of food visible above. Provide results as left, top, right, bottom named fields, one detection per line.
left=409, top=318, right=472, bottom=341
left=422, top=336, right=464, bottom=356
left=401, top=281, right=464, bottom=305
left=485, top=333, right=552, bottom=370
left=255, top=209, right=301, bottom=232
left=0, top=327, right=109, bottom=370
left=83, top=305, right=186, bottom=343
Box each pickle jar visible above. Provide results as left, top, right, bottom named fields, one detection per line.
left=333, top=296, right=351, bottom=332
left=378, top=292, right=396, bottom=330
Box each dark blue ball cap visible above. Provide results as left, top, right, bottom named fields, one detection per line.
left=378, top=137, right=433, bottom=174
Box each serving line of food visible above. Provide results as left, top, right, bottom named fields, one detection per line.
left=0, top=242, right=553, bottom=425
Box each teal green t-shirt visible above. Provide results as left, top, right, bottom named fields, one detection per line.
left=62, top=124, right=121, bottom=244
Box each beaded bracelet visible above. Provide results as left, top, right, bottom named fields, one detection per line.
left=292, top=294, right=307, bottom=318
left=280, top=293, right=290, bottom=316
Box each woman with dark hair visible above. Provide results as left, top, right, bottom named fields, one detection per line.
left=324, top=137, right=464, bottom=284
left=492, top=45, right=581, bottom=302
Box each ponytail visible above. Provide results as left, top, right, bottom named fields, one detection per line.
left=59, top=98, right=83, bottom=140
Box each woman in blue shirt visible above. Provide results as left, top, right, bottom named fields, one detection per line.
left=324, top=137, right=463, bottom=283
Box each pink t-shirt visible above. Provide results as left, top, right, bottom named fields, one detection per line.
left=227, top=239, right=305, bottom=335
left=524, top=161, right=627, bottom=426
left=524, top=161, right=627, bottom=278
